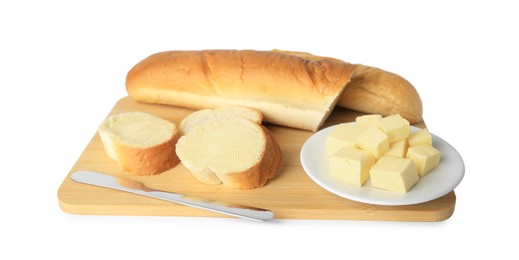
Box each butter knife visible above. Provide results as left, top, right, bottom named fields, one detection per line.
left=70, top=170, right=274, bottom=221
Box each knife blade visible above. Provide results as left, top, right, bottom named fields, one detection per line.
left=70, top=170, right=274, bottom=221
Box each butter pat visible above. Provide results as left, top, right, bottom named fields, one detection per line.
left=356, top=114, right=382, bottom=128
left=384, top=139, right=409, bottom=158
left=406, top=145, right=441, bottom=176
left=409, top=128, right=433, bottom=147
left=329, top=148, right=375, bottom=186
left=377, top=114, right=410, bottom=143
left=356, top=127, right=389, bottom=159
left=370, top=157, right=419, bottom=193
left=326, top=124, right=367, bottom=155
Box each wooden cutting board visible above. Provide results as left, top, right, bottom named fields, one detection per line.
left=57, top=97, right=456, bottom=221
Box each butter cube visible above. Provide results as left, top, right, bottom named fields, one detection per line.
left=384, top=139, right=409, bottom=158
left=406, top=145, right=441, bottom=176
left=408, top=128, right=433, bottom=147
left=356, top=114, right=382, bottom=128
left=377, top=114, right=410, bottom=143
left=329, top=148, right=375, bottom=186
left=356, top=127, right=389, bottom=159
left=370, top=157, right=419, bottom=193
left=326, top=124, right=367, bottom=155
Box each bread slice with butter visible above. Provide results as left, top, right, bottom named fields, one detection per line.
left=179, top=106, right=262, bottom=135
left=176, top=108, right=281, bottom=189
left=98, top=112, right=180, bottom=175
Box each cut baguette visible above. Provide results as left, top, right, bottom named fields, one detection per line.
left=275, top=50, right=423, bottom=124
left=337, top=65, right=423, bottom=124
left=179, top=106, right=262, bottom=135
left=98, top=112, right=180, bottom=175
left=175, top=117, right=281, bottom=189
left=126, top=50, right=357, bottom=131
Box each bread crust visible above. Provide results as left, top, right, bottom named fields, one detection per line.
left=114, top=133, right=180, bottom=176
left=337, top=65, right=423, bottom=124
left=127, top=50, right=353, bottom=100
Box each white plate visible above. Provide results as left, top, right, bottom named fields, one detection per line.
left=300, top=123, right=465, bottom=205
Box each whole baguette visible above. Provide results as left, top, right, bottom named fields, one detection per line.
left=126, top=50, right=423, bottom=130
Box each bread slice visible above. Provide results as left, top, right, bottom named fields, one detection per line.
left=98, top=112, right=180, bottom=175
left=179, top=106, right=262, bottom=135
left=176, top=117, right=281, bottom=189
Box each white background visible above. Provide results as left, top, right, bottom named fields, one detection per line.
left=1, top=0, right=517, bottom=259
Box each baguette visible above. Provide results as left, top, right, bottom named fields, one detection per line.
left=274, top=50, right=423, bottom=124
left=337, top=65, right=423, bottom=124
left=126, top=50, right=423, bottom=131
left=126, top=50, right=356, bottom=131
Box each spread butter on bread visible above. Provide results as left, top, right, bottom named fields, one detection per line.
left=98, top=112, right=180, bottom=175
left=179, top=106, right=262, bottom=135
left=176, top=106, right=281, bottom=189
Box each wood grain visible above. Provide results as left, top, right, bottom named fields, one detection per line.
left=57, top=97, right=456, bottom=221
